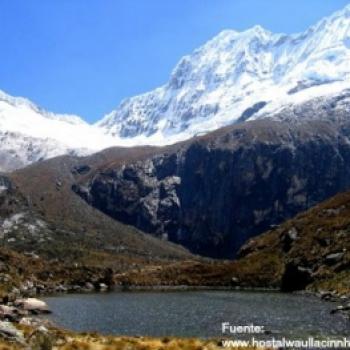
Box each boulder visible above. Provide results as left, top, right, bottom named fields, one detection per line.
left=281, top=263, right=313, bottom=292
left=72, top=164, right=91, bottom=175
left=15, top=298, right=50, bottom=314
left=282, top=227, right=298, bottom=252
left=0, top=321, right=25, bottom=343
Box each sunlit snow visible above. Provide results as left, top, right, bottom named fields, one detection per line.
left=1, top=4, right=350, bottom=168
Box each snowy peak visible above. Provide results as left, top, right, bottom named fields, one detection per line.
left=326, top=3, right=350, bottom=21
left=97, top=4, right=350, bottom=143
left=169, top=27, right=274, bottom=87
left=0, top=90, right=87, bottom=126
left=0, top=89, right=123, bottom=154
left=2, top=4, right=350, bottom=172
left=0, top=90, right=95, bottom=171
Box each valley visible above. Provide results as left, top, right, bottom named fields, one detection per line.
left=1, top=3, right=350, bottom=349
left=1, top=113, right=349, bottom=347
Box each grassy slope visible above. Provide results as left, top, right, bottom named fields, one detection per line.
left=230, top=190, right=350, bottom=293
left=9, top=149, right=192, bottom=262
left=0, top=148, right=205, bottom=299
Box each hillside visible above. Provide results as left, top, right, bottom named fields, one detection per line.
left=0, top=164, right=200, bottom=301
left=0, top=158, right=199, bottom=305
left=8, top=151, right=191, bottom=262
left=230, top=189, right=350, bottom=294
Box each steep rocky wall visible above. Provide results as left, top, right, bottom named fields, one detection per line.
left=74, top=119, right=350, bottom=258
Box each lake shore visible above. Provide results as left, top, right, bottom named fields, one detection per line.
left=0, top=253, right=348, bottom=349
left=0, top=287, right=349, bottom=349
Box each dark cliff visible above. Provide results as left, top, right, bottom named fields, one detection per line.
left=73, top=118, right=350, bottom=258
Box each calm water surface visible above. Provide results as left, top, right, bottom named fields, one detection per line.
left=43, top=291, right=349, bottom=338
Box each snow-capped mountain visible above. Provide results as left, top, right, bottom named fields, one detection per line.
left=0, top=90, right=120, bottom=150
left=97, top=4, right=350, bottom=143
left=2, top=4, right=350, bottom=171
left=0, top=131, right=75, bottom=172
left=0, top=90, right=120, bottom=171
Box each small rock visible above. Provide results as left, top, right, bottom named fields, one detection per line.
left=37, top=325, right=48, bottom=333
left=0, top=305, right=16, bottom=321
left=99, top=283, right=108, bottom=291
left=287, top=227, right=298, bottom=240
left=84, top=282, right=95, bottom=291
left=325, top=252, right=344, bottom=265
left=18, top=317, right=32, bottom=326
left=231, top=277, right=240, bottom=286
left=331, top=306, right=343, bottom=314
left=55, top=284, right=68, bottom=293
left=70, top=285, right=82, bottom=292
left=24, top=252, right=40, bottom=259
left=330, top=304, right=350, bottom=314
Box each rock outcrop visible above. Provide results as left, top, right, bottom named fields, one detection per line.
left=74, top=117, right=350, bottom=258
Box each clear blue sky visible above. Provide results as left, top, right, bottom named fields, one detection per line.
left=0, top=0, right=349, bottom=123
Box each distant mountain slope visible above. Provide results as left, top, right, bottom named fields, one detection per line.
left=5, top=92, right=350, bottom=261
left=0, top=131, right=79, bottom=172
left=0, top=89, right=168, bottom=172
left=97, top=5, right=350, bottom=143
left=0, top=90, right=122, bottom=171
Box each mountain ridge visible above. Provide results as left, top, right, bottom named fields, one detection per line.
left=97, top=3, right=350, bottom=142
left=2, top=4, right=350, bottom=171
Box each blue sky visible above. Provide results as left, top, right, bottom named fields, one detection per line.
left=0, top=0, right=349, bottom=123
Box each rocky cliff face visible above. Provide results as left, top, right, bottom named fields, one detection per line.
left=74, top=117, right=350, bottom=258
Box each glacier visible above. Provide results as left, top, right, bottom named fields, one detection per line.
left=97, top=4, right=350, bottom=143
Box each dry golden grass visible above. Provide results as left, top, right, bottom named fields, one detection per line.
left=54, top=335, right=255, bottom=350
left=0, top=323, right=260, bottom=350
left=232, top=190, right=350, bottom=294
left=0, top=333, right=258, bottom=350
